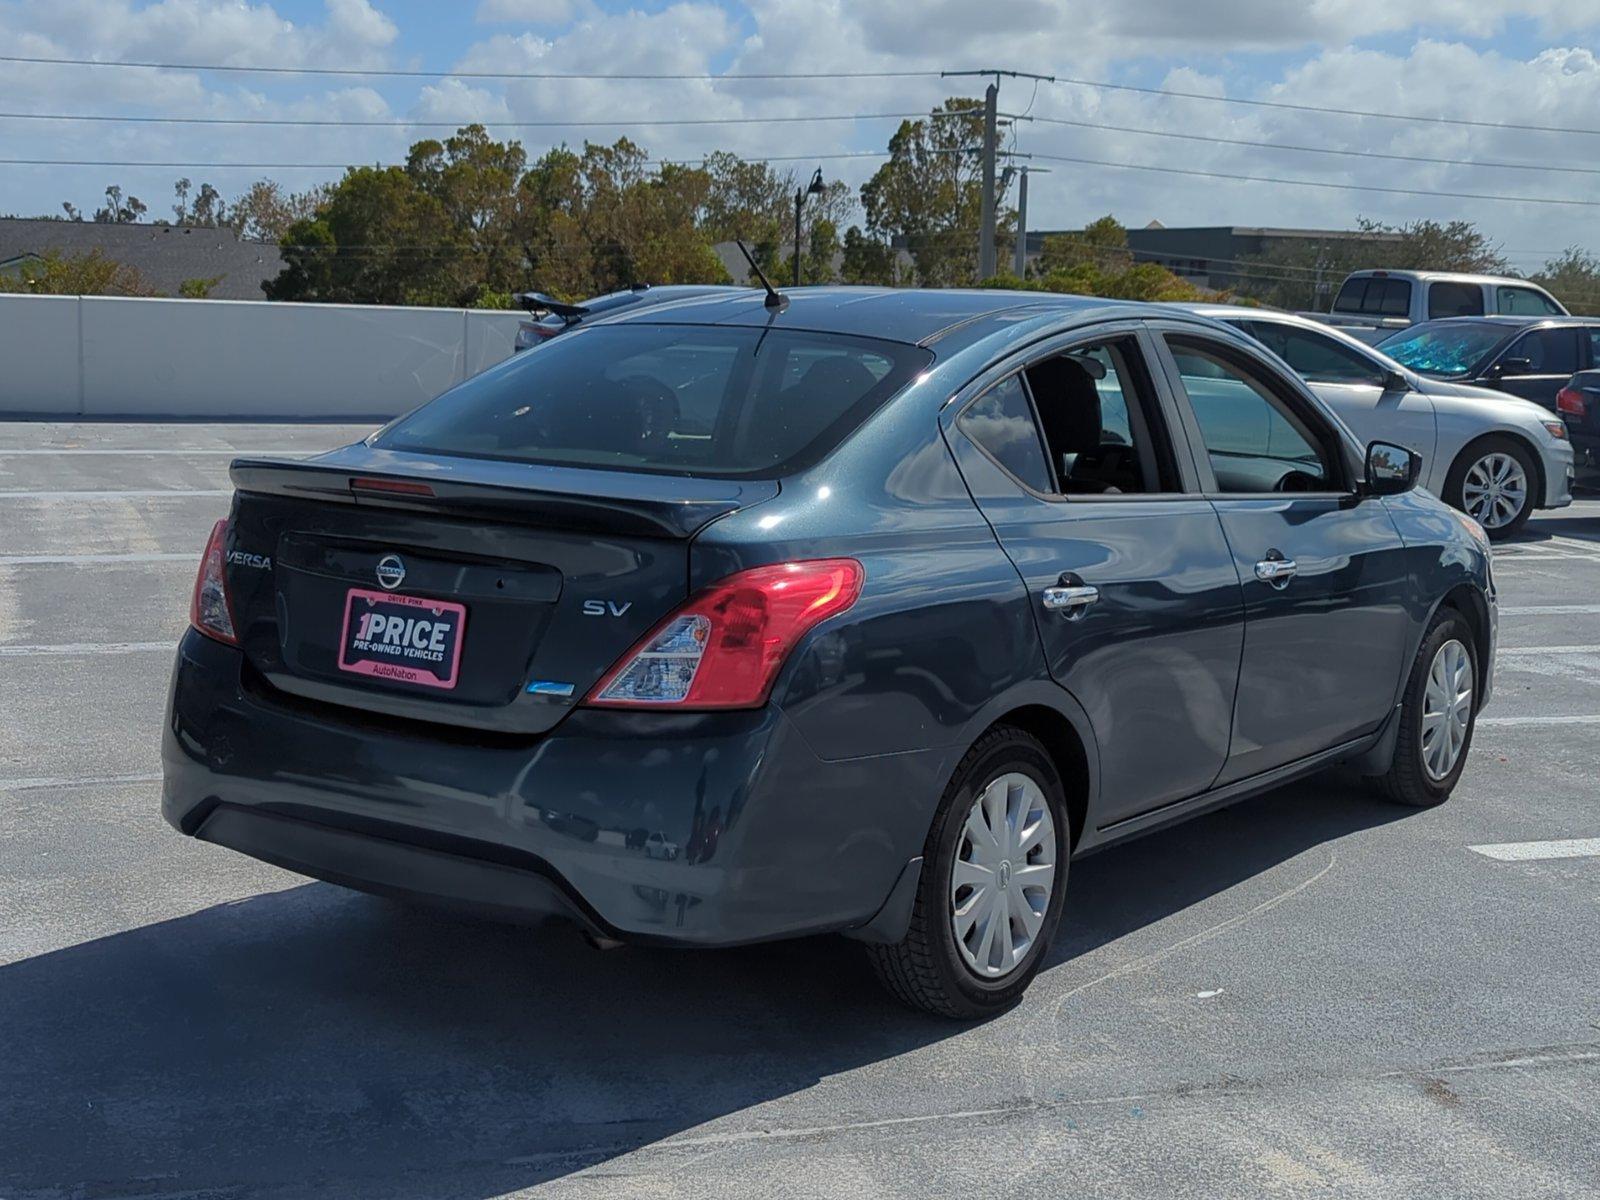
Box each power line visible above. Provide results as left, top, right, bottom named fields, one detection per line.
left=1046, top=74, right=1600, bottom=138
left=0, top=54, right=941, bottom=82
left=0, top=151, right=892, bottom=170
left=1029, top=114, right=1600, bottom=177
left=0, top=110, right=927, bottom=130
left=1028, top=153, right=1600, bottom=208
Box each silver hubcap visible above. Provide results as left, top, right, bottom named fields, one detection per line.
left=1421, top=638, right=1474, bottom=781
left=1461, top=452, right=1527, bottom=530
left=950, top=772, right=1057, bottom=979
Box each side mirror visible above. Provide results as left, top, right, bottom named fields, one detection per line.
left=1364, top=441, right=1420, bottom=496
left=1491, top=356, right=1533, bottom=378
left=1381, top=369, right=1409, bottom=392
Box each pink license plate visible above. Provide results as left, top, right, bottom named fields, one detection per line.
left=337, top=588, right=467, bottom=690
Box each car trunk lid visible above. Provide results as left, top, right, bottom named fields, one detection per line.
left=223, top=446, right=775, bottom=735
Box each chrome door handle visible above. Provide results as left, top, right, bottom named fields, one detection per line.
left=1254, top=556, right=1298, bottom=587
left=1042, top=584, right=1100, bottom=618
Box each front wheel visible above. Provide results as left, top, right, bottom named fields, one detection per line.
left=866, top=727, right=1071, bottom=1019
left=1372, top=610, right=1479, bottom=807
left=1446, top=436, right=1536, bottom=540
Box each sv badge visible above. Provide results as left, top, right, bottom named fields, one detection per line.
left=582, top=600, right=633, bottom=617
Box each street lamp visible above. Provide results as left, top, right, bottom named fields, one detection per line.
left=794, top=167, right=825, bottom=287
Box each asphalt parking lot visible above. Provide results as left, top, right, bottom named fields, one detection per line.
left=1, top=422, right=1597, bottom=1200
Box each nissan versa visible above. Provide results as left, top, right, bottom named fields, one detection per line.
left=164, top=288, right=1496, bottom=1018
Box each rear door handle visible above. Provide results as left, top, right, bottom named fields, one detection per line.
left=1042, top=584, right=1100, bottom=618
left=1254, top=556, right=1298, bottom=588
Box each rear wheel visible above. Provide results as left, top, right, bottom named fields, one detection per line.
left=866, top=727, right=1070, bottom=1019
left=1372, top=610, right=1479, bottom=808
left=1446, top=436, right=1536, bottom=539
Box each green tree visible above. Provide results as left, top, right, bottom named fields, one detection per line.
left=839, top=226, right=901, bottom=286
left=93, top=185, right=146, bottom=224
left=860, top=98, right=1012, bottom=287
left=1036, top=215, right=1135, bottom=274
left=172, top=178, right=228, bottom=227
left=266, top=165, right=464, bottom=305
left=178, top=275, right=223, bottom=299
left=0, top=248, right=154, bottom=296
left=1532, top=247, right=1600, bottom=315
left=227, top=180, right=332, bottom=242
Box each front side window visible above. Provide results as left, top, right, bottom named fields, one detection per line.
left=1023, top=337, right=1175, bottom=495
left=1502, top=328, right=1579, bottom=376
left=376, top=324, right=929, bottom=478
left=1166, top=337, right=1336, bottom=494
left=1498, top=287, right=1564, bottom=316
left=958, top=375, right=1052, bottom=494
left=1238, top=321, right=1386, bottom=386
left=1429, top=282, right=1485, bottom=319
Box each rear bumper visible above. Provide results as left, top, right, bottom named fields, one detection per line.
left=1569, top=431, right=1600, bottom=486
left=163, top=630, right=943, bottom=947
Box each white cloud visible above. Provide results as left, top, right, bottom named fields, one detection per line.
left=476, top=0, right=576, bottom=24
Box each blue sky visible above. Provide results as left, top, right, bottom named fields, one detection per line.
left=3, top=0, right=1600, bottom=271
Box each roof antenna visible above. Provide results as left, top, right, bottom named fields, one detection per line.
left=735, top=238, right=789, bottom=312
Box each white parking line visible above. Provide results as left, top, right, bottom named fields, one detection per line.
left=0, top=490, right=231, bottom=499
left=1496, top=645, right=1600, bottom=656
left=0, top=553, right=195, bottom=566
left=1478, top=714, right=1600, bottom=727
left=0, top=642, right=171, bottom=657
left=1499, top=605, right=1600, bottom=615
left=1469, top=838, right=1600, bottom=862
left=0, top=772, right=162, bottom=793
left=0, top=448, right=309, bottom=456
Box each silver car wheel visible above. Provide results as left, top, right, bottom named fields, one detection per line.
left=1461, top=452, right=1528, bottom=531
left=1421, top=638, right=1474, bottom=782
left=949, top=772, right=1057, bottom=979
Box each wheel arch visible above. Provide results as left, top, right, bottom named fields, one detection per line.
left=1433, top=583, right=1493, bottom=712
left=948, top=684, right=1098, bottom=852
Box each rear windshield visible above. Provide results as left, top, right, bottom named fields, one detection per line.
left=376, top=324, right=931, bottom=478
left=1333, top=276, right=1412, bottom=317
left=1376, top=321, right=1509, bottom=379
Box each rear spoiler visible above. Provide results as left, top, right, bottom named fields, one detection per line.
left=228, top=451, right=774, bottom=540
left=513, top=292, right=590, bottom=322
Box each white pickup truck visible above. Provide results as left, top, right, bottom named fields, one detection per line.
left=1306, top=270, right=1568, bottom=344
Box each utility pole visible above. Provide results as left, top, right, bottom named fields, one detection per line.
left=1013, top=166, right=1028, bottom=277
left=978, top=82, right=998, bottom=280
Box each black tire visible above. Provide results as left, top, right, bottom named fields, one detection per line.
left=1372, top=610, right=1480, bottom=808
left=1445, top=435, right=1537, bottom=540
left=866, top=726, right=1071, bottom=1019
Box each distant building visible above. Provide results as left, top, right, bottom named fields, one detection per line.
left=0, top=219, right=284, bottom=299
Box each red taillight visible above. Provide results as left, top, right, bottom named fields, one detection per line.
left=189, top=518, right=238, bottom=646
left=584, top=559, right=864, bottom=710
left=350, top=476, right=435, bottom=497
left=1557, top=387, right=1588, bottom=417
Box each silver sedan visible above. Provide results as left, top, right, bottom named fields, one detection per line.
left=1185, top=305, right=1574, bottom=538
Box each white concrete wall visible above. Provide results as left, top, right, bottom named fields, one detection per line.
left=0, top=294, right=526, bottom=419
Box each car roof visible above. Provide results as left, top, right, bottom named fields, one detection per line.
left=595, top=285, right=1158, bottom=352
left=1410, top=314, right=1593, bottom=329
left=1342, top=270, right=1552, bottom=288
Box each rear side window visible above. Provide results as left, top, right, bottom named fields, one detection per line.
left=1239, top=322, right=1386, bottom=386
left=376, top=325, right=929, bottom=478
left=958, top=375, right=1052, bottom=494
left=1429, top=282, right=1485, bottom=319
left=1497, top=287, right=1563, bottom=316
